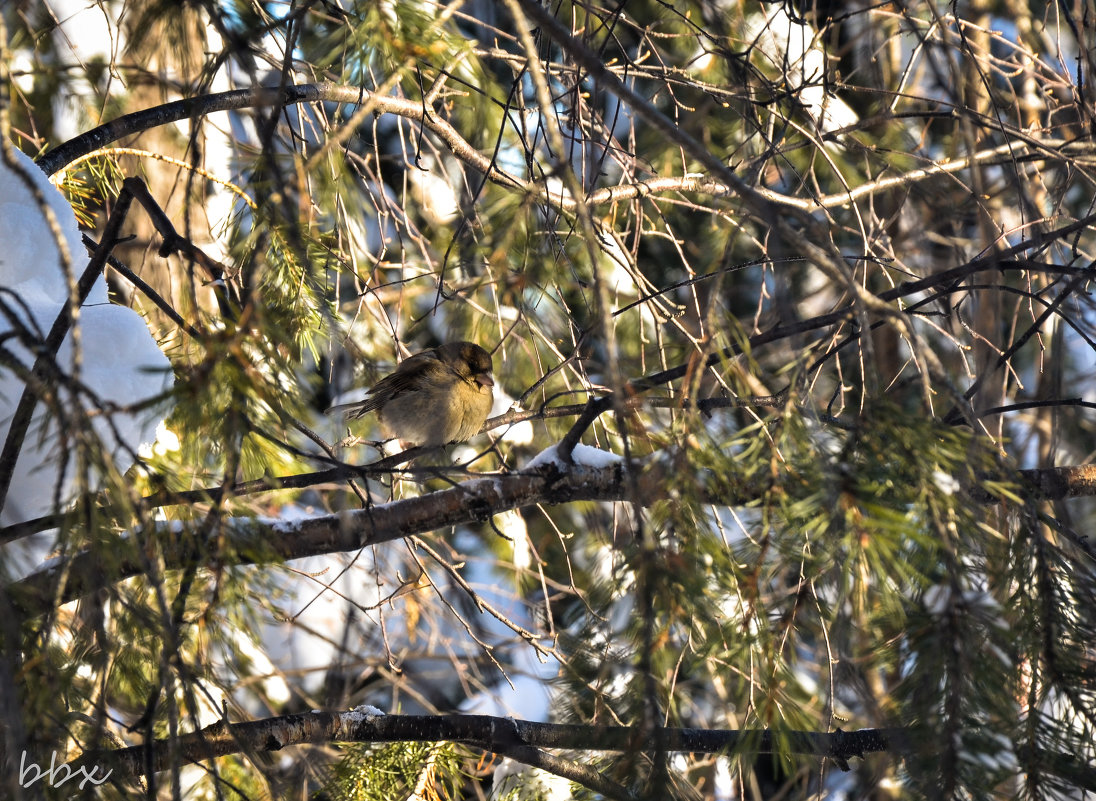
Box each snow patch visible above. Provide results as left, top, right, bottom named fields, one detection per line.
left=525, top=443, right=622, bottom=470
left=346, top=704, right=386, bottom=721
left=0, top=147, right=172, bottom=526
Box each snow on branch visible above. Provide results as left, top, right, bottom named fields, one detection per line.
left=10, top=438, right=1096, bottom=615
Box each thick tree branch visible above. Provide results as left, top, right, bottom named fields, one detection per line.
left=69, top=710, right=901, bottom=787
left=36, top=83, right=530, bottom=190
left=6, top=459, right=666, bottom=612
left=67, top=710, right=1096, bottom=796
left=8, top=455, right=1096, bottom=616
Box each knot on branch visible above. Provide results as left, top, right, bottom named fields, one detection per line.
left=465, top=492, right=496, bottom=523
left=829, top=728, right=891, bottom=771
left=488, top=715, right=524, bottom=754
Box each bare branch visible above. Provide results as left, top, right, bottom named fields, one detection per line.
left=70, top=710, right=902, bottom=788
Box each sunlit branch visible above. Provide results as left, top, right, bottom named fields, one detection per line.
left=9, top=454, right=1096, bottom=615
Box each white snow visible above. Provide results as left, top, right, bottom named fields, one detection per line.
left=404, top=154, right=460, bottom=227
left=490, top=388, right=535, bottom=446
left=346, top=704, right=386, bottom=721
left=571, top=444, right=624, bottom=467
left=137, top=420, right=181, bottom=459
left=932, top=469, right=961, bottom=496
left=0, top=147, right=172, bottom=526
left=525, top=443, right=622, bottom=470
left=744, top=6, right=859, bottom=136
left=491, top=757, right=574, bottom=801
left=257, top=553, right=387, bottom=696
left=496, top=509, right=531, bottom=571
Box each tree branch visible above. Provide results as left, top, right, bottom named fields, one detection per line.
left=69, top=710, right=902, bottom=787
left=8, top=455, right=1096, bottom=616
left=36, top=83, right=529, bottom=190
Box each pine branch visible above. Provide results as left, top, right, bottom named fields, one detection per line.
left=68, top=710, right=902, bottom=791
left=8, top=457, right=1096, bottom=616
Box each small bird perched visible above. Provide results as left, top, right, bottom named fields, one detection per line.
left=327, top=341, right=494, bottom=447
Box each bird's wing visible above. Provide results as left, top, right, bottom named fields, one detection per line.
left=327, top=349, right=443, bottom=417
left=326, top=397, right=381, bottom=416
left=365, top=348, right=444, bottom=400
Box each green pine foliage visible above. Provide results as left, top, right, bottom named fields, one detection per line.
left=321, top=742, right=469, bottom=801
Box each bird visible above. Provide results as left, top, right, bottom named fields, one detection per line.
left=327, top=341, right=495, bottom=447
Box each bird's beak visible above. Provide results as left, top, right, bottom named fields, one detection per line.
left=476, top=373, right=495, bottom=388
